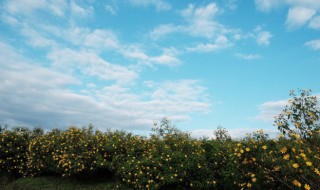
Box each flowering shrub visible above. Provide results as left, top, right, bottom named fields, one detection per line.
left=0, top=127, right=32, bottom=177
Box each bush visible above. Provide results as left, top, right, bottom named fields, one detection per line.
left=0, top=127, right=32, bottom=177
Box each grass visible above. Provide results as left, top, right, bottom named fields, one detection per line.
left=0, top=172, right=131, bottom=190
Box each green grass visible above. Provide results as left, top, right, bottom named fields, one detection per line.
left=0, top=173, right=131, bottom=190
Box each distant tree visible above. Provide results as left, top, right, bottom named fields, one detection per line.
left=151, top=117, right=186, bottom=138
left=0, top=124, right=8, bottom=133
left=213, top=125, right=231, bottom=141
left=274, top=89, right=320, bottom=140
left=32, top=127, right=44, bottom=136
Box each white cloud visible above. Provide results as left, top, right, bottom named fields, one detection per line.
left=309, top=16, right=320, bottom=29
left=21, top=27, right=57, bottom=48
left=256, top=1, right=320, bottom=30
left=304, top=39, right=320, bottom=50
left=285, top=0, right=320, bottom=10
left=3, top=0, right=67, bottom=17
left=236, top=53, right=262, bottom=60
left=255, top=0, right=320, bottom=12
left=149, top=24, right=180, bottom=40
left=1, top=14, right=19, bottom=26
left=286, top=6, right=316, bottom=29
left=190, top=128, right=279, bottom=139
left=48, top=48, right=137, bottom=85
left=105, top=4, right=117, bottom=15
left=149, top=3, right=223, bottom=40
left=256, top=31, right=272, bottom=45
left=0, top=42, right=211, bottom=131
left=70, top=1, right=93, bottom=17
left=181, top=3, right=223, bottom=39
left=255, top=100, right=288, bottom=122
left=128, top=0, right=171, bottom=11
left=255, top=93, right=320, bottom=124
left=121, top=45, right=180, bottom=66
left=254, top=26, right=272, bottom=46
left=223, top=0, right=238, bottom=10
left=255, top=0, right=282, bottom=12
left=186, top=36, right=232, bottom=52
left=83, top=29, right=120, bottom=49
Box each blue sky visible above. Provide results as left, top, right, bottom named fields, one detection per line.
left=1, top=0, right=320, bottom=138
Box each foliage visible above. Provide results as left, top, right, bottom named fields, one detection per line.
left=275, top=89, right=320, bottom=140
left=151, top=117, right=188, bottom=139
left=213, top=125, right=231, bottom=141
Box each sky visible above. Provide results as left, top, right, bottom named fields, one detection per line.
left=1, top=0, right=320, bottom=138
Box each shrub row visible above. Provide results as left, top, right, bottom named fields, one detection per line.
left=1, top=125, right=319, bottom=190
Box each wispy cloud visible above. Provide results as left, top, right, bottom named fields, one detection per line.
left=149, top=24, right=180, bottom=40
left=70, top=1, right=93, bottom=17
left=3, top=0, right=68, bottom=17
left=286, top=6, right=315, bottom=30
left=304, top=39, right=320, bottom=50
left=149, top=3, right=232, bottom=40
left=255, top=0, right=320, bottom=30
left=236, top=53, right=262, bottom=60
left=309, top=16, right=320, bottom=29
left=255, top=93, right=320, bottom=123
left=127, top=0, right=171, bottom=11
left=186, top=36, right=232, bottom=52
left=254, top=0, right=282, bottom=12
left=254, top=26, right=272, bottom=46
left=121, top=45, right=180, bottom=66
left=105, top=4, right=117, bottom=15
left=255, top=100, right=288, bottom=122
left=190, top=128, right=279, bottom=139
left=181, top=3, right=222, bottom=39
left=47, top=48, right=137, bottom=85
left=0, top=42, right=210, bottom=131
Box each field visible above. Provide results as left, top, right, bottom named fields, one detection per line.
left=0, top=172, right=131, bottom=190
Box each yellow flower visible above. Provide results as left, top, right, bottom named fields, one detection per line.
left=304, top=184, right=311, bottom=190
left=293, top=180, right=301, bottom=187
left=247, top=183, right=252, bottom=188
left=281, top=147, right=287, bottom=154
left=315, top=168, right=320, bottom=176
left=292, top=163, right=299, bottom=169
left=274, top=165, right=280, bottom=171
left=283, top=154, right=290, bottom=160
left=262, top=145, right=267, bottom=150
left=252, top=178, right=257, bottom=183
left=306, top=161, right=312, bottom=166
left=246, top=148, right=250, bottom=152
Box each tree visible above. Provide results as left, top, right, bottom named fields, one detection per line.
left=151, top=117, right=185, bottom=138
left=274, top=89, right=320, bottom=140
left=213, top=125, right=231, bottom=141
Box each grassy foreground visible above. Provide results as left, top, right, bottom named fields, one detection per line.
left=0, top=172, right=131, bottom=190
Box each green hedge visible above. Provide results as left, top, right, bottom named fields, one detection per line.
left=1, top=126, right=319, bottom=189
